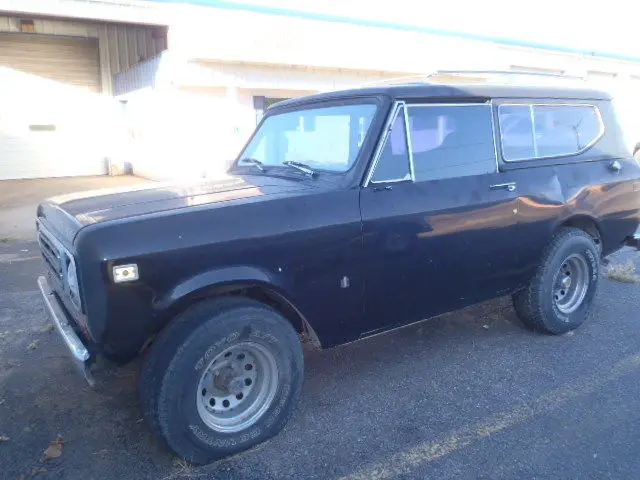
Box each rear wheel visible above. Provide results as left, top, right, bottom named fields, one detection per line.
left=513, top=227, right=600, bottom=334
left=140, top=297, right=304, bottom=465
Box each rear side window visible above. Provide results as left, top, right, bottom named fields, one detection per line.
left=407, top=104, right=496, bottom=181
left=498, top=104, right=604, bottom=161
left=497, top=105, right=535, bottom=161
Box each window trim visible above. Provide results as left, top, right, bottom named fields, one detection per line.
left=403, top=104, right=417, bottom=182
left=364, top=101, right=497, bottom=186
left=497, top=102, right=605, bottom=162
left=364, top=101, right=411, bottom=186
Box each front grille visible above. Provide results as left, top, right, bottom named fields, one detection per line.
left=38, top=227, right=64, bottom=280
left=37, top=222, right=82, bottom=312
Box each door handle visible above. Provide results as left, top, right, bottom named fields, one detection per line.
left=608, top=160, right=622, bottom=173
left=373, top=185, right=393, bottom=192
left=490, top=182, right=517, bottom=192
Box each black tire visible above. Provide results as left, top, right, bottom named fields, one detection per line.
left=140, top=297, right=304, bottom=465
left=513, top=227, right=600, bottom=334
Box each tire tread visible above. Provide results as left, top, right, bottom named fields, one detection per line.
left=139, top=297, right=303, bottom=464
left=513, top=227, right=598, bottom=334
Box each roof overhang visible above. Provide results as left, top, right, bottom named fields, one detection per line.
left=0, top=0, right=170, bottom=26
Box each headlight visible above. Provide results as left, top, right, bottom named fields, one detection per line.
left=66, top=255, right=81, bottom=308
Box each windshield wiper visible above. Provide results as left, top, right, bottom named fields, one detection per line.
left=238, top=158, right=265, bottom=172
left=282, top=161, right=316, bottom=176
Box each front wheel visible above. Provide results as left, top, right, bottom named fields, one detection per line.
left=513, top=227, right=600, bottom=334
left=140, top=297, right=304, bottom=465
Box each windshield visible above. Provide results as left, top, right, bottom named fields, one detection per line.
left=236, top=103, right=378, bottom=172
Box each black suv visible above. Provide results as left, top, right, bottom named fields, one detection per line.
left=36, top=81, right=640, bottom=464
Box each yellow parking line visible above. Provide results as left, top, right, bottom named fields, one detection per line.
left=341, top=353, right=640, bottom=480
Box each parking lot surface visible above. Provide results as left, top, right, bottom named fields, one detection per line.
left=1, top=235, right=639, bottom=479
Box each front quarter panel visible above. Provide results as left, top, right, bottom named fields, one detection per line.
left=75, top=187, right=364, bottom=359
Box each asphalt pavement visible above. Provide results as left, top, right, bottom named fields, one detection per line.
left=1, top=240, right=639, bottom=480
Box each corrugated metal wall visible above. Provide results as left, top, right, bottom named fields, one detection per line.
left=103, top=23, right=166, bottom=77
left=114, top=53, right=165, bottom=95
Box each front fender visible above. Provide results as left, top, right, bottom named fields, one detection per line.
left=154, top=265, right=281, bottom=313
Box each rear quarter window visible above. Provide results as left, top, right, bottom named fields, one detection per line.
left=498, top=104, right=604, bottom=161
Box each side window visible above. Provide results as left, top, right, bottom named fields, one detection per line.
left=499, top=104, right=604, bottom=161
left=498, top=105, right=535, bottom=161
left=534, top=105, right=603, bottom=157
left=408, top=104, right=496, bottom=181
left=370, top=106, right=411, bottom=182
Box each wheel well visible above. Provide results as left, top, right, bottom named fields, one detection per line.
left=560, top=216, right=602, bottom=250
left=167, top=283, right=322, bottom=349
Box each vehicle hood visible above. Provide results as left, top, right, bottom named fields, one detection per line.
left=37, top=175, right=315, bottom=243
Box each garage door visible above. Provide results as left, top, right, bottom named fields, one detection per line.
left=0, top=34, right=101, bottom=92
left=0, top=34, right=110, bottom=180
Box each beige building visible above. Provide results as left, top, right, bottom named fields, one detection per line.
left=0, top=0, right=639, bottom=181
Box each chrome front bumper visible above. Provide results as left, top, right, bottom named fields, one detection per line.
left=37, top=276, right=95, bottom=386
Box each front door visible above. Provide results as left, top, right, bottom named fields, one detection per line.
left=359, top=102, right=520, bottom=335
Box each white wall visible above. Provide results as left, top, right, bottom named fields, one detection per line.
left=176, top=61, right=401, bottom=91
left=168, top=4, right=640, bottom=81
left=121, top=86, right=238, bottom=180
left=127, top=53, right=640, bottom=181
left=123, top=60, right=411, bottom=181
left=586, top=72, right=640, bottom=153
left=168, top=5, right=499, bottom=74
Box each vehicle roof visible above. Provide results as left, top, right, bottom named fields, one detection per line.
left=271, top=82, right=611, bottom=109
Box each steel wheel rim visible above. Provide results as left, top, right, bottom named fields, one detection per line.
left=553, top=254, right=589, bottom=314
left=196, top=341, right=279, bottom=433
